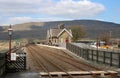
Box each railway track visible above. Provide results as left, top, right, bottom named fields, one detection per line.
left=27, top=45, right=74, bottom=78
left=26, top=45, right=119, bottom=78
left=34, top=45, right=100, bottom=71
left=27, top=47, right=53, bottom=78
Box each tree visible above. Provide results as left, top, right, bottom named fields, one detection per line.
left=69, top=26, right=86, bottom=42
left=99, top=32, right=110, bottom=44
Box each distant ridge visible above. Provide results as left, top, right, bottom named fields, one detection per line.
left=0, top=20, right=120, bottom=40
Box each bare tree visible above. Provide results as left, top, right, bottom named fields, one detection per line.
left=99, top=32, right=110, bottom=44
left=69, top=25, right=86, bottom=42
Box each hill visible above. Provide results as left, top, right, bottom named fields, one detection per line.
left=0, top=20, right=120, bottom=40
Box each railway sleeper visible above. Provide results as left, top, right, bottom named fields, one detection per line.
left=40, top=71, right=119, bottom=78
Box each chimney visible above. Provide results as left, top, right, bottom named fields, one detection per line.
left=58, top=23, right=65, bottom=29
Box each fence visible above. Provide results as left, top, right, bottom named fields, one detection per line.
left=0, top=48, right=26, bottom=78
left=66, top=43, right=120, bottom=68
left=0, top=52, right=6, bottom=78
left=6, top=49, right=26, bottom=72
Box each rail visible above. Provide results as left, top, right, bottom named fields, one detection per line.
left=27, top=46, right=74, bottom=78
left=27, top=47, right=53, bottom=78
left=27, top=45, right=120, bottom=78
left=34, top=45, right=100, bottom=71
left=66, top=43, right=120, bottom=68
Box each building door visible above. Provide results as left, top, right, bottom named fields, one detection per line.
left=66, top=37, right=69, bottom=43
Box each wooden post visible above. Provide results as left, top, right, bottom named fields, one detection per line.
left=118, top=53, right=120, bottom=68
left=92, top=50, right=93, bottom=61
left=103, top=51, right=106, bottom=64
left=77, top=47, right=79, bottom=56
left=96, top=50, right=98, bottom=62
left=79, top=47, right=81, bottom=57
left=87, top=49, right=89, bottom=60
left=75, top=46, right=77, bottom=55
left=83, top=49, right=85, bottom=58
left=110, top=52, right=112, bottom=66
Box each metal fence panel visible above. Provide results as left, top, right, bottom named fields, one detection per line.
left=6, top=52, right=26, bottom=73
left=66, top=43, right=120, bottom=68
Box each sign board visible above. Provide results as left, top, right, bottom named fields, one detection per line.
left=11, top=53, right=17, bottom=61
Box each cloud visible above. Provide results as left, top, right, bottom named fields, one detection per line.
left=8, top=17, right=34, bottom=24
left=43, top=0, right=105, bottom=18
left=0, top=0, right=53, bottom=15
left=0, top=0, right=105, bottom=16
left=0, top=0, right=105, bottom=25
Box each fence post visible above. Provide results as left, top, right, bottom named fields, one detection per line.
left=77, top=47, right=80, bottom=56
left=80, top=48, right=82, bottom=57
left=118, top=53, right=120, bottom=68
left=73, top=45, right=75, bottom=53
left=96, top=50, right=98, bottom=62
left=77, top=47, right=79, bottom=56
left=82, top=48, right=84, bottom=58
left=74, top=46, right=76, bottom=54
left=86, top=49, right=89, bottom=60
left=75, top=46, right=77, bottom=55
left=91, top=50, right=93, bottom=61
left=110, top=52, right=112, bottom=66
left=81, top=48, right=83, bottom=57
left=66, top=43, right=68, bottom=49
left=69, top=44, right=71, bottom=51
left=103, top=51, right=106, bottom=64
left=71, top=44, right=73, bottom=52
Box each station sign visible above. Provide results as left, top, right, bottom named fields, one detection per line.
left=11, top=53, right=17, bottom=61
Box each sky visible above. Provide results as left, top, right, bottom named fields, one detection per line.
left=0, top=0, right=120, bottom=26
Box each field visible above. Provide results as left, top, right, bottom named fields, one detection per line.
left=0, top=40, right=16, bottom=52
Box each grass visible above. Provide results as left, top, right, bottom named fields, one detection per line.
left=0, top=40, right=15, bottom=53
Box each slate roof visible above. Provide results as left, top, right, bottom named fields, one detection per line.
left=47, top=28, right=72, bottom=38
left=50, top=29, right=63, bottom=37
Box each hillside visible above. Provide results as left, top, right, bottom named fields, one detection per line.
left=0, top=20, right=120, bottom=40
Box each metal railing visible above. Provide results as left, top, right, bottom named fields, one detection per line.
left=0, top=47, right=26, bottom=78
left=6, top=48, right=26, bottom=73
left=66, top=43, right=120, bottom=68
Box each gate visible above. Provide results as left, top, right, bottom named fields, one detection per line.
left=6, top=51, right=26, bottom=72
